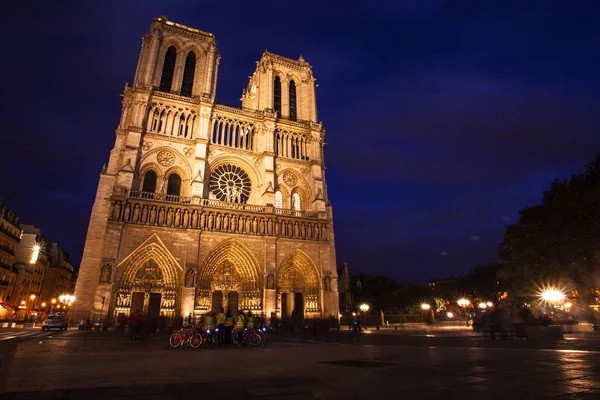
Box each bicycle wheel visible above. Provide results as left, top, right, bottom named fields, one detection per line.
left=189, top=333, right=203, bottom=348
left=169, top=332, right=183, bottom=348
left=248, top=332, right=261, bottom=346
left=232, top=332, right=240, bottom=345
left=203, top=334, right=215, bottom=347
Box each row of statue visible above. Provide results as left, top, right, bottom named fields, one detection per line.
left=106, top=265, right=333, bottom=292
left=110, top=200, right=328, bottom=240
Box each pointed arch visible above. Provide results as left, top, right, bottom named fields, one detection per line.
left=289, top=80, right=297, bottom=121
left=198, top=238, right=262, bottom=292
left=277, top=250, right=321, bottom=294
left=273, top=75, right=282, bottom=116
left=159, top=46, right=177, bottom=92
left=181, top=51, right=196, bottom=97
left=116, top=234, right=183, bottom=290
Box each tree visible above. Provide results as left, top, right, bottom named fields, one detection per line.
left=497, top=154, right=600, bottom=318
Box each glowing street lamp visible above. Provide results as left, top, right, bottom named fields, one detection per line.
left=359, top=304, right=370, bottom=313
left=447, top=312, right=454, bottom=318
left=486, top=302, right=493, bottom=308
left=541, top=289, right=566, bottom=303
left=478, top=302, right=487, bottom=310
left=457, top=298, right=470, bottom=307
left=421, top=303, right=431, bottom=311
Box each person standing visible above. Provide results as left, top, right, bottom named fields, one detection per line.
left=130, top=311, right=142, bottom=342
left=217, top=308, right=226, bottom=345
left=224, top=310, right=233, bottom=344
left=236, top=310, right=246, bottom=345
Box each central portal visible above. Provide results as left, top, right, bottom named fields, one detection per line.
left=148, top=292, right=161, bottom=318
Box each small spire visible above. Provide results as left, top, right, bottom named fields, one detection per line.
left=298, top=54, right=305, bottom=62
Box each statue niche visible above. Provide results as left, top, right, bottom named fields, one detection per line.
left=99, top=264, right=112, bottom=284
left=185, top=268, right=196, bottom=287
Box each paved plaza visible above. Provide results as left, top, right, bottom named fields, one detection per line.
left=2, top=329, right=600, bottom=399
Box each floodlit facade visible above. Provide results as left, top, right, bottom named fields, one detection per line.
left=73, top=17, right=338, bottom=324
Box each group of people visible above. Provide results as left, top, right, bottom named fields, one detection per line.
left=186, top=308, right=263, bottom=345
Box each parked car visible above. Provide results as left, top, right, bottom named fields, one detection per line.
left=42, top=314, right=68, bottom=331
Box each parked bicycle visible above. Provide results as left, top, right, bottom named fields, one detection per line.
left=169, top=326, right=202, bottom=348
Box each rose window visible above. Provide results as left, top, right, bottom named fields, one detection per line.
left=210, top=164, right=251, bottom=203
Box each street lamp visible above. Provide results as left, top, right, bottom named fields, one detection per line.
left=421, top=303, right=431, bottom=311
left=478, top=302, right=487, bottom=310
left=359, top=304, right=370, bottom=329
left=457, top=298, right=471, bottom=327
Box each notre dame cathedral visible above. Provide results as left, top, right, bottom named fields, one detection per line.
left=73, top=17, right=339, bottom=324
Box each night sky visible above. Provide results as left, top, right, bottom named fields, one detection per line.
left=2, top=1, right=600, bottom=283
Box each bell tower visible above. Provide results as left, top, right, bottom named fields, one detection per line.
left=242, top=52, right=318, bottom=122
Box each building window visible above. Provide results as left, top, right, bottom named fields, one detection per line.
left=292, top=193, right=301, bottom=211
left=275, top=191, right=283, bottom=208
left=159, top=46, right=177, bottom=92
left=289, top=80, right=297, bottom=121
left=166, top=174, right=182, bottom=196
left=142, top=171, right=157, bottom=193
left=274, top=76, right=282, bottom=116
left=181, top=52, right=196, bottom=97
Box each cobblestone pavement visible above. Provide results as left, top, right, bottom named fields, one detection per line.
left=2, top=331, right=600, bottom=400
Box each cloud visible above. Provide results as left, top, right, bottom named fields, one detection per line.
left=439, top=250, right=451, bottom=257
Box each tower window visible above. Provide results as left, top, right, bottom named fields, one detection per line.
left=142, top=171, right=157, bottom=193
left=166, top=173, right=182, bottom=196
left=289, top=80, right=297, bottom=121
left=292, top=193, right=301, bottom=211
left=181, top=52, right=196, bottom=97
left=159, top=46, right=177, bottom=93
left=275, top=191, right=283, bottom=209
left=274, top=76, right=282, bottom=116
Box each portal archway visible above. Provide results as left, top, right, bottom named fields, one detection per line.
left=114, top=235, right=182, bottom=321
left=277, top=250, right=321, bottom=318
left=196, top=238, right=262, bottom=313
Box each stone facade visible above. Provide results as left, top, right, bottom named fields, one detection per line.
left=0, top=201, right=20, bottom=318
left=73, top=17, right=339, bottom=325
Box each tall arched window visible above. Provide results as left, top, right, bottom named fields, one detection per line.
left=142, top=171, right=157, bottom=193
left=274, top=76, right=282, bottom=116
left=275, top=191, right=283, bottom=209
left=166, top=173, right=182, bottom=196
left=292, top=193, right=301, bottom=211
left=159, top=46, right=177, bottom=92
left=289, top=80, right=297, bottom=121
left=181, top=51, right=196, bottom=97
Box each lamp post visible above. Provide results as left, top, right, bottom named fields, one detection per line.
left=457, top=298, right=471, bottom=327
left=359, top=304, right=370, bottom=329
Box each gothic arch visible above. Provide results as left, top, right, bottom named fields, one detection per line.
left=117, top=234, right=183, bottom=289
left=141, top=147, right=193, bottom=180
left=113, top=234, right=183, bottom=317
left=277, top=168, right=312, bottom=209
left=277, top=250, right=321, bottom=294
left=197, top=238, right=262, bottom=292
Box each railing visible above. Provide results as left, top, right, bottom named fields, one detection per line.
left=0, top=226, right=20, bottom=242
left=0, top=244, right=15, bottom=256
left=123, top=190, right=328, bottom=220
left=109, top=189, right=330, bottom=241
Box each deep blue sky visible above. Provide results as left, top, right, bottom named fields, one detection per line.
left=2, top=1, right=600, bottom=283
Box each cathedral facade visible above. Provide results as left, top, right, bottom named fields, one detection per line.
left=73, top=17, right=339, bottom=324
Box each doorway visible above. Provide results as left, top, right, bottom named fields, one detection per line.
left=148, top=292, right=161, bottom=318
left=212, top=291, right=223, bottom=313
left=294, top=293, right=304, bottom=318
left=130, top=292, right=144, bottom=315
left=228, top=291, right=238, bottom=312
left=281, top=293, right=288, bottom=317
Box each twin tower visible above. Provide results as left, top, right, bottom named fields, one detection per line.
left=73, top=17, right=339, bottom=324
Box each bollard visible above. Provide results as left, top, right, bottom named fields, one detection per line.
left=0, top=338, right=18, bottom=395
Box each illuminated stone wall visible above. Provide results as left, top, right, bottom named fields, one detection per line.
left=73, top=17, right=339, bottom=324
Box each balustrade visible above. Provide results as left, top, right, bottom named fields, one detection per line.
left=109, top=189, right=329, bottom=241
